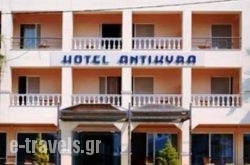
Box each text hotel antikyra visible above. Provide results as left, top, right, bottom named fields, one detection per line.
left=58, top=54, right=197, bottom=66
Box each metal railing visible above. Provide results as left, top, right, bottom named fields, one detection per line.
left=192, top=37, right=241, bottom=50
left=12, top=37, right=62, bottom=49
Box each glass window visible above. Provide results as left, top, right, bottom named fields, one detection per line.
left=244, top=134, right=250, bottom=164
left=146, top=133, right=177, bottom=164
left=192, top=134, right=233, bottom=165
left=20, top=24, right=41, bottom=49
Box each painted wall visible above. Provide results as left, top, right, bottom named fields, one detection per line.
left=12, top=68, right=61, bottom=93
left=73, top=13, right=122, bottom=37
left=133, top=13, right=182, bottom=37
left=192, top=68, right=240, bottom=94
left=13, top=13, right=62, bottom=38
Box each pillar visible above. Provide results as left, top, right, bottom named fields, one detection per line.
left=122, top=10, right=132, bottom=51
left=62, top=11, right=73, bottom=51
left=61, top=67, right=72, bottom=108
left=121, top=67, right=132, bottom=109
left=182, top=67, right=192, bottom=109
left=182, top=10, right=192, bottom=51
left=179, top=121, right=191, bottom=165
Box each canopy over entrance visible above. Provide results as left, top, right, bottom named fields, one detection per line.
left=60, top=103, right=190, bottom=122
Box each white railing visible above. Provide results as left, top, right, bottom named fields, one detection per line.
left=132, top=94, right=182, bottom=107
left=132, top=37, right=182, bottom=50
left=191, top=94, right=241, bottom=107
left=72, top=37, right=122, bottom=50
left=10, top=94, right=61, bottom=106
left=72, top=94, right=122, bottom=106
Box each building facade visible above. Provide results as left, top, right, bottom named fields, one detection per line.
left=0, top=0, right=250, bottom=165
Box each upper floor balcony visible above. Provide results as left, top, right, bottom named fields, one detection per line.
left=5, top=11, right=242, bottom=51
left=11, top=12, right=62, bottom=50
left=192, top=12, right=241, bottom=50
left=8, top=67, right=241, bottom=109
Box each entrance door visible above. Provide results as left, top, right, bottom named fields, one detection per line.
left=73, top=132, right=121, bottom=165
left=212, top=25, right=232, bottom=49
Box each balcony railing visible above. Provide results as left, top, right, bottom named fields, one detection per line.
left=72, top=94, right=122, bottom=106
left=10, top=94, right=61, bottom=106
left=132, top=94, right=182, bottom=107
left=72, top=37, right=122, bottom=50
left=132, top=37, right=182, bottom=50
left=191, top=94, right=241, bottom=107
left=12, top=37, right=62, bottom=49
left=192, top=37, right=241, bottom=50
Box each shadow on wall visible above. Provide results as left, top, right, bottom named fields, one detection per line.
left=242, top=70, right=250, bottom=103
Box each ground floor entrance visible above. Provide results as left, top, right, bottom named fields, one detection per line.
left=73, top=132, right=121, bottom=165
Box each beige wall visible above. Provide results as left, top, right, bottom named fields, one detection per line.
left=73, top=13, right=122, bottom=37
left=133, top=68, right=181, bottom=94
left=133, top=14, right=182, bottom=37
left=13, top=13, right=62, bottom=38
left=12, top=68, right=61, bottom=93
left=73, top=68, right=121, bottom=93
left=192, top=13, right=240, bottom=38
left=192, top=68, right=240, bottom=94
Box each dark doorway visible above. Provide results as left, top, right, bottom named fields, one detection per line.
left=102, top=24, right=122, bottom=49
left=0, top=133, right=6, bottom=165
left=131, top=133, right=146, bottom=165
left=73, top=132, right=121, bottom=165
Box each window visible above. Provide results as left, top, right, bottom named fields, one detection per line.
left=244, top=134, right=250, bottom=164
left=17, top=133, right=56, bottom=165
left=18, top=76, right=40, bottom=94
left=192, top=134, right=233, bottom=165
left=20, top=24, right=41, bottom=49
left=133, top=24, right=154, bottom=49
left=102, top=24, right=122, bottom=49
left=99, top=77, right=121, bottom=94
left=134, top=24, right=154, bottom=37
left=212, top=25, right=232, bottom=49
left=133, top=77, right=153, bottom=94
left=146, top=133, right=177, bottom=164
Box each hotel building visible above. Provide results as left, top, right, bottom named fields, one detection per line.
left=0, top=0, right=250, bottom=165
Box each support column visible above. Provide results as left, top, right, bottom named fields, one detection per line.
left=5, top=128, right=16, bottom=165
left=114, top=123, right=139, bottom=165
left=1, top=5, right=13, bottom=52
left=182, top=10, right=192, bottom=51
left=121, top=67, right=132, bottom=109
left=179, top=121, right=191, bottom=165
left=122, top=10, right=132, bottom=51
left=61, top=67, right=72, bottom=108
left=182, top=67, right=192, bottom=109
left=62, top=11, right=73, bottom=51
left=60, top=122, right=77, bottom=165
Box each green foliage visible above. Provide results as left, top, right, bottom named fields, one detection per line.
left=156, top=140, right=179, bottom=165
left=33, top=133, right=50, bottom=165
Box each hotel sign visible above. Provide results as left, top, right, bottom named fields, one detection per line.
left=50, top=52, right=203, bottom=67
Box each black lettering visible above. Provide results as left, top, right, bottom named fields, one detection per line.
left=61, top=55, right=72, bottom=64
left=118, top=55, right=128, bottom=64
left=74, top=55, right=82, bottom=64
left=186, top=55, right=196, bottom=64
left=175, top=56, right=185, bottom=64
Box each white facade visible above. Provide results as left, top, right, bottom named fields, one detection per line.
left=0, top=0, right=250, bottom=165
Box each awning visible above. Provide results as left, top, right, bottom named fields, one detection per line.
left=130, top=104, right=190, bottom=122
left=60, top=104, right=190, bottom=122
left=60, top=104, right=127, bottom=122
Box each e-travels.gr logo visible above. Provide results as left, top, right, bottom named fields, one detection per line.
left=10, top=137, right=101, bottom=155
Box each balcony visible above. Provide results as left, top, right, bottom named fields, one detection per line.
left=192, top=94, right=241, bottom=107
left=132, top=94, right=182, bottom=107
left=193, top=37, right=241, bottom=50
left=192, top=12, right=241, bottom=50
left=132, top=37, right=182, bottom=50
left=12, top=12, right=62, bottom=50
left=12, top=37, right=62, bottom=50
left=72, top=94, right=121, bottom=106
left=10, top=93, right=61, bottom=106
left=72, top=37, right=122, bottom=50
